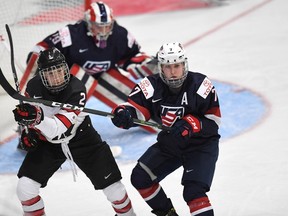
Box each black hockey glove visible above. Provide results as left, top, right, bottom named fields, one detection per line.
left=111, top=105, right=134, bottom=129
left=171, top=114, right=201, bottom=138
left=13, top=103, right=43, bottom=126
left=20, top=128, right=40, bottom=151
left=156, top=115, right=201, bottom=154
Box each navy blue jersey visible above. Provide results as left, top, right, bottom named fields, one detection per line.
left=36, top=20, right=141, bottom=78
left=125, top=71, right=221, bottom=140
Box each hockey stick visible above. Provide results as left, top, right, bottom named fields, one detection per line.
left=5, top=24, right=29, bottom=145
left=5, top=24, right=21, bottom=97
left=0, top=67, right=163, bottom=129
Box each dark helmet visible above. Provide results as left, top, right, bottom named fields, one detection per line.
left=37, top=47, right=70, bottom=93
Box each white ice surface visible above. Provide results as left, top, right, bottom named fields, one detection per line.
left=1, top=0, right=288, bottom=215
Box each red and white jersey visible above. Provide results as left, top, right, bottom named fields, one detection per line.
left=25, top=75, right=88, bottom=144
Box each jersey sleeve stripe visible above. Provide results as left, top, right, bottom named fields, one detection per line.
left=55, top=113, right=72, bottom=128
left=127, top=98, right=151, bottom=121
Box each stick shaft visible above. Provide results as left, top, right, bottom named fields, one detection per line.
left=0, top=67, right=163, bottom=129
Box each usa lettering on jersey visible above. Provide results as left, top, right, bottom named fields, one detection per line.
left=197, top=77, right=213, bottom=99
left=161, top=106, right=185, bottom=127
left=83, top=61, right=111, bottom=74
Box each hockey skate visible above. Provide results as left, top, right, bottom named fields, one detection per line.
left=151, top=207, right=179, bottom=216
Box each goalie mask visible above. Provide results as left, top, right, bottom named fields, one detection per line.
left=37, top=48, right=70, bottom=94
left=157, top=42, right=188, bottom=89
left=84, top=1, right=114, bottom=48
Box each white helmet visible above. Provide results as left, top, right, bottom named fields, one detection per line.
left=84, top=2, right=114, bottom=48
left=157, top=42, right=188, bottom=88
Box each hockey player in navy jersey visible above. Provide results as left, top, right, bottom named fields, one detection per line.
left=13, top=48, right=136, bottom=216
left=17, top=1, right=157, bottom=150
left=20, top=1, right=155, bottom=104
left=111, top=42, right=221, bottom=216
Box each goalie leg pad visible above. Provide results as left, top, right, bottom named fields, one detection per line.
left=70, top=64, right=98, bottom=99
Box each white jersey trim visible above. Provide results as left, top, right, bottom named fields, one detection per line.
left=197, top=77, right=213, bottom=99
left=59, top=26, right=72, bottom=47
left=138, top=77, right=154, bottom=100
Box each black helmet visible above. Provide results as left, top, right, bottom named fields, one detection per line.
left=37, top=48, right=70, bottom=93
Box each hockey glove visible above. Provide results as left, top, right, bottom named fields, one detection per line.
left=171, top=114, right=201, bottom=141
left=13, top=103, right=43, bottom=126
left=20, top=128, right=40, bottom=151
left=111, top=105, right=134, bottom=129
left=126, top=53, right=158, bottom=79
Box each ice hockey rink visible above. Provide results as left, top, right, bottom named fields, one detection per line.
left=1, top=0, right=288, bottom=215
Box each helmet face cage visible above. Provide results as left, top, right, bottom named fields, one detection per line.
left=157, top=42, right=188, bottom=88
left=84, top=2, right=114, bottom=48
left=38, top=48, right=70, bottom=93
left=39, top=63, right=70, bottom=93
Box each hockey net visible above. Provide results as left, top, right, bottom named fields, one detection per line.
left=0, top=0, right=209, bottom=95
left=0, top=0, right=91, bottom=95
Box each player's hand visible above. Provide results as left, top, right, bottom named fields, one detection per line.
left=13, top=103, right=43, bottom=126
left=126, top=53, right=157, bottom=79
left=111, top=105, right=134, bottom=129
left=20, top=128, right=40, bottom=151
left=171, top=114, right=201, bottom=139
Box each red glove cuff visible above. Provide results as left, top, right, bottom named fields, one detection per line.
left=112, top=105, right=126, bottom=114
left=183, top=114, right=201, bottom=133
left=130, top=53, right=150, bottom=63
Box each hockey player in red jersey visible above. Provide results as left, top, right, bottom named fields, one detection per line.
left=13, top=48, right=136, bottom=216
left=111, top=42, right=221, bottom=216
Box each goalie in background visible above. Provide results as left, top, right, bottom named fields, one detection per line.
left=20, top=1, right=157, bottom=104
left=17, top=1, right=158, bottom=151
left=13, top=47, right=136, bottom=216
left=111, top=42, right=221, bottom=216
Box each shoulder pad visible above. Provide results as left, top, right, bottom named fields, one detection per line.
left=138, top=77, right=154, bottom=99
left=197, top=77, right=213, bottom=99
left=58, top=26, right=72, bottom=47
left=127, top=31, right=137, bottom=48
